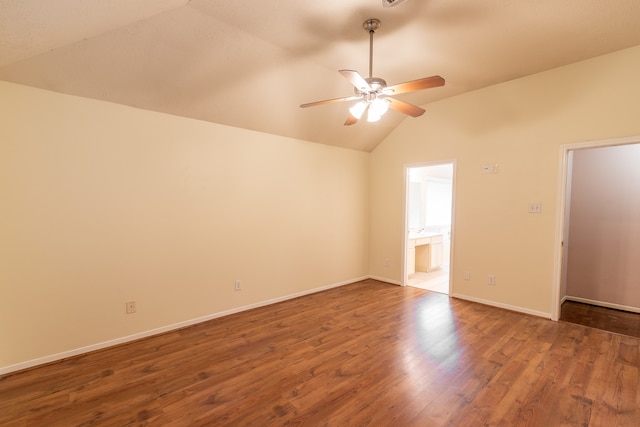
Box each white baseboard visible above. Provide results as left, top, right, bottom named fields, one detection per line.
left=368, top=275, right=402, bottom=286
left=0, top=276, right=368, bottom=376
left=450, top=293, right=551, bottom=319
left=564, top=296, right=640, bottom=314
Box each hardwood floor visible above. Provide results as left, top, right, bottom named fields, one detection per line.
left=1, top=279, right=639, bottom=426
left=561, top=300, right=640, bottom=338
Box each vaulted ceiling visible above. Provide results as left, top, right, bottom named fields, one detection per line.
left=2, top=0, right=640, bottom=151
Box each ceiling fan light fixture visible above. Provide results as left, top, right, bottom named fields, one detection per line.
left=370, top=97, right=390, bottom=117
left=349, top=101, right=368, bottom=119
left=367, top=109, right=382, bottom=123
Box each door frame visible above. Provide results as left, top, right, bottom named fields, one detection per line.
left=402, top=160, right=457, bottom=289
left=552, top=135, right=640, bottom=320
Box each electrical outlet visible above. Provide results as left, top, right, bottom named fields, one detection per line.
left=235, top=280, right=241, bottom=291
left=384, top=258, right=390, bottom=268
left=488, top=275, right=496, bottom=285
left=464, top=271, right=471, bottom=281
left=528, top=202, right=542, bottom=213
left=125, top=300, right=136, bottom=314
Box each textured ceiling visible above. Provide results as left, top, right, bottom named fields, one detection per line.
left=2, top=0, right=640, bottom=151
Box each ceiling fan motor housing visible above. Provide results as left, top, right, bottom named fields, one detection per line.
left=354, top=77, right=387, bottom=95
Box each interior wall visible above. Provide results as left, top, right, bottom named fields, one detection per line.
left=370, top=44, right=640, bottom=317
left=0, top=82, right=370, bottom=372
left=565, top=143, right=640, bottom=308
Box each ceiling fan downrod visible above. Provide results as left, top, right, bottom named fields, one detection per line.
left=363, top=18, right=380, bottom=80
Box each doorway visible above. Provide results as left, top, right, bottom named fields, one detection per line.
left=404, top=162, right=454, bottom=294
left=553, top=135, right=640, bottom=320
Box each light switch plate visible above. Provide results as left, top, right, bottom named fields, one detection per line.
left=482, top=164, right=499, bottom=174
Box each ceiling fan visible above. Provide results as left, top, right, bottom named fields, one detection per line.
left=300, top=18, right=444, bottom=125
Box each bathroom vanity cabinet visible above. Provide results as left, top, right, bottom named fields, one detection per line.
left=407, top=234, right=443, bottom=274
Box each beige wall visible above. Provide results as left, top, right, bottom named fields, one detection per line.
left=0, top=82, right=369, bottom=371
left=566, top=144, right=640, bottom=308
left=3, top=44, right=640, bottom=373
left=370, top=45, right=640, bottom=316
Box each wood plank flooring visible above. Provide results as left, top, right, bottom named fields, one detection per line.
left=1, top=279, right=639, bottom=426
left=561, top=300, right=640, bottom=338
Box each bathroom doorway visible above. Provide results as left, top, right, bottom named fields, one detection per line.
left=404, top=162, right=454, bottom=294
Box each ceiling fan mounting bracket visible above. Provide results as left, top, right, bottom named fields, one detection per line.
left=363, top=18, right=381, bottom=33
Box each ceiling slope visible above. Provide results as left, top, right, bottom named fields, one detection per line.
left=2, top=0, right=640, bottom=151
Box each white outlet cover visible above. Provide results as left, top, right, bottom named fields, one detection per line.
left=528, top=202, right=542, bottom=213
left=125, top=301, right=136, bottom=314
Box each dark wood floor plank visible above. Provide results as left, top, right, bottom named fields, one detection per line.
left=561, top=300, right=640, bottom=338
left=2, top=279, right=640, bottom=426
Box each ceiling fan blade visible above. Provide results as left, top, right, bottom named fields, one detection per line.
left=300, top=95, right=360, bottom=108
left=339, top=69, right=371, bottom=92
left=344, top=114, right=358, bottom=126
left=385, top=76, right=445, bottom=95
left=388, top=97, right=426, bottom=117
